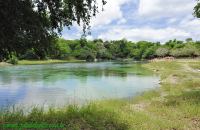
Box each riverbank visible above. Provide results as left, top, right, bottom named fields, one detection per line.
left=0, top=62, right=12, bottom=66
left=95, top=59, right=200, bottom=129
left=18, top=59, right=85, bottom=65
left=0, top=59, right=85, bottom=66
left=0, top=59, right=199, bottom=129
left=130, top=59, right=200, bottom=129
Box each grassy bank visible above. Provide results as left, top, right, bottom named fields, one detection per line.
left=18, top=59, right=85, bottom=65
left=128, top=59, right=200, bottom=129
left=0, top=59, right=199, bottom=129
left=97, top=59, right=200, bottom=129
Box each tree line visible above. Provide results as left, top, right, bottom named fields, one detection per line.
left=9, top=38, right=199, bottom=62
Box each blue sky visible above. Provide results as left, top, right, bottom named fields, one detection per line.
left=62, top=0, right=200, bottom=43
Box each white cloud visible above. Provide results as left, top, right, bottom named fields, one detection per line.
left=90, top=0, right=130, bottom=27
left=98, top=27, right=190, bottom=42
left=138, top=0, right=195, bottom=19
left=179, top=18, right=200, bottom=39
left=63, top=0, right=130, bottom=37
left=62, top=0, right=200, bottom=42
left=97, top=0, right=200, bottom=42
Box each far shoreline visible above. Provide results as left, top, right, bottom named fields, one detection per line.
left=0, top=57, right=199, bottom=66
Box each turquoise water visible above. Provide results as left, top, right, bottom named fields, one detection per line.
left=0, top=62, right=159, bottom=108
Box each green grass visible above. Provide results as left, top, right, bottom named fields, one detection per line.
left=1, top=59, right=200, bottom=129
left=0, top=105, right=128, bottom=130
left=18, top=59, right=85, bottom=65
left=135, top=59, right=200, bottom=129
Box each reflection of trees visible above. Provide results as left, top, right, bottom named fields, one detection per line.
left=0, top=62, right=153, bottom=85
left=103, top=69, right=128, bottom=77
left=0, top=71, right=12, bottom=84
left=0, top=68, right=46, bottom=84
left=42, top=68, right=129, bottom=83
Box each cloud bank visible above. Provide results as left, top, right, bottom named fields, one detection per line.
left=62, top=0, right=200, bottom=42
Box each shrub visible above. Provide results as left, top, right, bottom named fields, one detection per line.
left=156, top=47, right=169, bottom=57
left=170, top=45, right=200, bottom=57
left=170, top=49, right=183, bottom=57
left=7, top=53, right=18, bottom=65
left=20, top=49, right=39, bottom=60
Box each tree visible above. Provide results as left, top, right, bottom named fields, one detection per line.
left=142, top=46, right=157, bottom=59
left=194, top=0, right=200, bottom=18
left=0, top=0, right=106, bottom=61
left=0, top=0, right=52, bottom=60
left=53, top=39, right=72, bottom=59
left=186, top=38, right=193, bottom=43
left=95, top=42, right=111, bottom=59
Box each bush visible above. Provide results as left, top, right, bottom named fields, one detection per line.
left=96, top=49, right=112, bottom=60
left=170, top=45, right=200, bottom=57
left=20, top=49, right=39, bottom=60
left=156, top=47, right=169, bottom=57
left=73, top=46, right=97, bottom=61
left=142, top=47, right=156, bottom=59
left=170, top=49, right=184, bottom=57
left=7, top=53, right=18, bottom=65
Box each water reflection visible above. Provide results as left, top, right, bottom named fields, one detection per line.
left=0, top=62, right=159, bottom=108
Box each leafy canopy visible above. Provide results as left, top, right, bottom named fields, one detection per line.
left=194, top=0, right=200, bottom=18
left=0, top=0, right=106, bottom=61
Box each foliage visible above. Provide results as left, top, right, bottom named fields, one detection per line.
left=156, top=47, right=169, bottom=57
left=51, top=38, right=198, bottom=61
left=142, top=46, right=157, bottom=59
left=2, top=38, right=200, bottom=62
left=7, top=53, right=18, bottom=65
left=170, top=44, right=200, bottom=57
left=52, top=39, right=72, bottom=59
left=0, top=0, right=105, bottom=61
left=20, top=49, right=40, bottom=60
left=194, top=0, right=200, bottom=18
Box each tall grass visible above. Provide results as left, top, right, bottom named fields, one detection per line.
left=0, top=104, right=128, bottom=130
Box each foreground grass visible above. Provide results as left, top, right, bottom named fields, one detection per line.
left=18, top=59, right=85, bottom=65
left=0, top=105, right=128, bottom=130
left=0, top=59, right=199, bottom=129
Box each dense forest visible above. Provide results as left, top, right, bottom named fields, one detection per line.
left=6, top=38, right=200, bottom=63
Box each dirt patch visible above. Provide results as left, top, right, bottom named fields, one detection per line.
left=163, top=74, right=179, bottom=84
left=149, top=57, right=175, bottom=62
left=188, top=118, right=200, bottom=130
left=130, top=102, right=150, bottom=112
left=183, top=64, right=199, bottom=73
left=192, top=118, right=200, bottom=126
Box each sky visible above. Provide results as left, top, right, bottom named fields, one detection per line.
left=61, top=0, right=200, bottom=43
